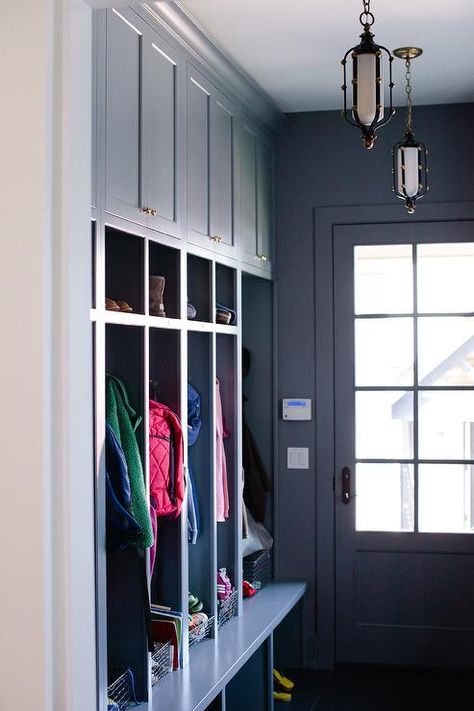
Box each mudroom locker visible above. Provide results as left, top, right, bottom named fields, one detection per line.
left=91, top=5, right=306, bottom=710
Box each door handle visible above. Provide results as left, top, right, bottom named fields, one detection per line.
left=342, top=466, right=353, bottom=505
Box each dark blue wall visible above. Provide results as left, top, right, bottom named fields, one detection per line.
left=274, top=103, right=474, bottom=665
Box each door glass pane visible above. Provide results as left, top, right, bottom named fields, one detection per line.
left=354, top=244, right=413, bottom=315
left=418, top=317, right=474, bottom=386
left=356, top=391, right=413, bottom=459
left=356, top=463, right=414, bottom=531
left=419, top=464, right=474, bottom=533
left=355, top=317, right=414, bottom=386
left=418, top=390, right=474, bottom=460
left=417, top=243, right=474, bottom=313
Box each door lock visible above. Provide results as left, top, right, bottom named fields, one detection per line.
left=342, top=466, right=355, bottom=505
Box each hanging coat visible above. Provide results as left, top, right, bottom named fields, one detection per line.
left=187, top=384, right=202, bottom=543
left=242, top=421, right=271, bottom=523
left=216, top=379, right=230, bottom=521
left=106, top=375, right=154, bottom=548
left=105, top=422, right=142, bottom=552
left=149, top=399, right=185, bottom=573
left=149, top=399, right=185, bottom=519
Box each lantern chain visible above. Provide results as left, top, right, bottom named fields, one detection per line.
left=405, top=58, right=413, bottom=134
left=359, top=0, right=375, bottom=28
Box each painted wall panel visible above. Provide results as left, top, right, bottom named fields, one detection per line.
left=275, top=103, right=474, bottom=666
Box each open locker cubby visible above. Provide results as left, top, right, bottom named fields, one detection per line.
left=149, top=241, right=180, bottom=320
left=216, top=332, right=238, bottom=624
left=105, top=227, right=145, bottom=314
left=105, top=324, right=149, bottom=701
left=187, top=254, right=212, bottom=323
left=148, top=327, right=183, bottom=611
left=187, top=331, right=215, bottom=641
left=215, top=263, right=237, bottom=326
left=242, top=274, right=274, bottom=539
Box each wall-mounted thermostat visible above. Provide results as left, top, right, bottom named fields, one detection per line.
left=282, top=398, right=312, bottom=421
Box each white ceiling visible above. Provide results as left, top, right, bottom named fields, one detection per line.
left=177, top=0, right=474, bottom=113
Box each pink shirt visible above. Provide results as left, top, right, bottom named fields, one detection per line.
left=215, top=379, right=230, bottom=521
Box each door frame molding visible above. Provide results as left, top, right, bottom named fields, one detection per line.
left=313, top=201, right=474, bottom=668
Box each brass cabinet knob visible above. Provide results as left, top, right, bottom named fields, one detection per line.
left=142, top=207, right=158, bottom=216
left=257, top=253, right=268, bottom=261
left=210, top=235, right=223, bottom=244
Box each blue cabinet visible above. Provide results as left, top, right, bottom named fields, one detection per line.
left=240, top=120, right=274, bottom=272
left=105, top=8, right=183, bottom=238
left=186, top=66, right=239, bottom=259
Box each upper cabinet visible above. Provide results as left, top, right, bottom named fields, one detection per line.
left=105, top=9, right=183, bottom=238
left=99, top=8, right=276, bottom=270
left=240, top=121, right=275, bottom=272
left=186, top=66, right=239, bottom=259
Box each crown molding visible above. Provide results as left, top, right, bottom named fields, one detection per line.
left=140, top=1, right=287, bottom=134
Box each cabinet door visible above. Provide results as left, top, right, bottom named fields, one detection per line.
left=210, top=91, right=238, bottom=258
left=257, top=137, right=274, bottom=269
left=186, top=67, right=238, bottom=259
left=105, top=8, right=144, bottom=226
left=240, top=122, right=259, bottom=263
left=186, top=67, right=211, bottom=246
left=142, top=32, right=183, bottom=238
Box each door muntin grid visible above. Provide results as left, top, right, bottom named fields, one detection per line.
left=354, top=243, right=474, bottom=533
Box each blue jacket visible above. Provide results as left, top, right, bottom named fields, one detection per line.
left=187, top=384, right=202, bottom=543
left=105, top=422, right=142, bottom=551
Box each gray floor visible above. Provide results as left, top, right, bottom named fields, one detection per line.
left=277, top=667, right=473, bottom=710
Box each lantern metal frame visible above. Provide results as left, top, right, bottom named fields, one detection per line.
left=392, top=47, right=429, bottom=214
left=341, top=1, right=395, bottom=149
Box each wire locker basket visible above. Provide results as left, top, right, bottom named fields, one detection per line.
left=107, top=668, right=139, bottom=710
left=189, top=615, right=214, bottom=649
left=243, top=549, right=271, bottom=590
left=217, top=588, right=238, bottom=628
left=151, top=641, right=173, bottom=686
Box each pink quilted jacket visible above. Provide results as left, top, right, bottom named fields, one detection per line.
left=149, top=399, right=185, bottom=519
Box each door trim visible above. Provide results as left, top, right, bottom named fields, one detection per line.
left=313, top=201, right=474, bottom=669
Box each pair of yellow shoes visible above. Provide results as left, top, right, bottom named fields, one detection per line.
left=273, top=669, right=295, bottom=703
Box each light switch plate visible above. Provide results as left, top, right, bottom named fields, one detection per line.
left=287, top=447, right=309, bottom=469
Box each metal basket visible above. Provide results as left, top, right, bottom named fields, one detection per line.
left=189, top=615, right=214, bottom=649
left=107, top=668, right=139, bottom=710
left=217, top=588, right=238, bottom=628
left=151, top=641, right=172, bottom=686
left=243, top=549, right=271, bottom=590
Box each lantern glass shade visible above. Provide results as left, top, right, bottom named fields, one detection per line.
left=397, top=146, right=419, bottom=197
left=393, top=135, right=428, bottom=212
left=354, top=53, right=384, bottom=126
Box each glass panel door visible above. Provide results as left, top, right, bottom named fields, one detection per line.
left=354, top=243, right=474, bottom=534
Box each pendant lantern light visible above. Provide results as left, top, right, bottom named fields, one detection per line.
left=392, top=47, right=428, bottom=214
left=341, top=0, right=395, bottom=149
